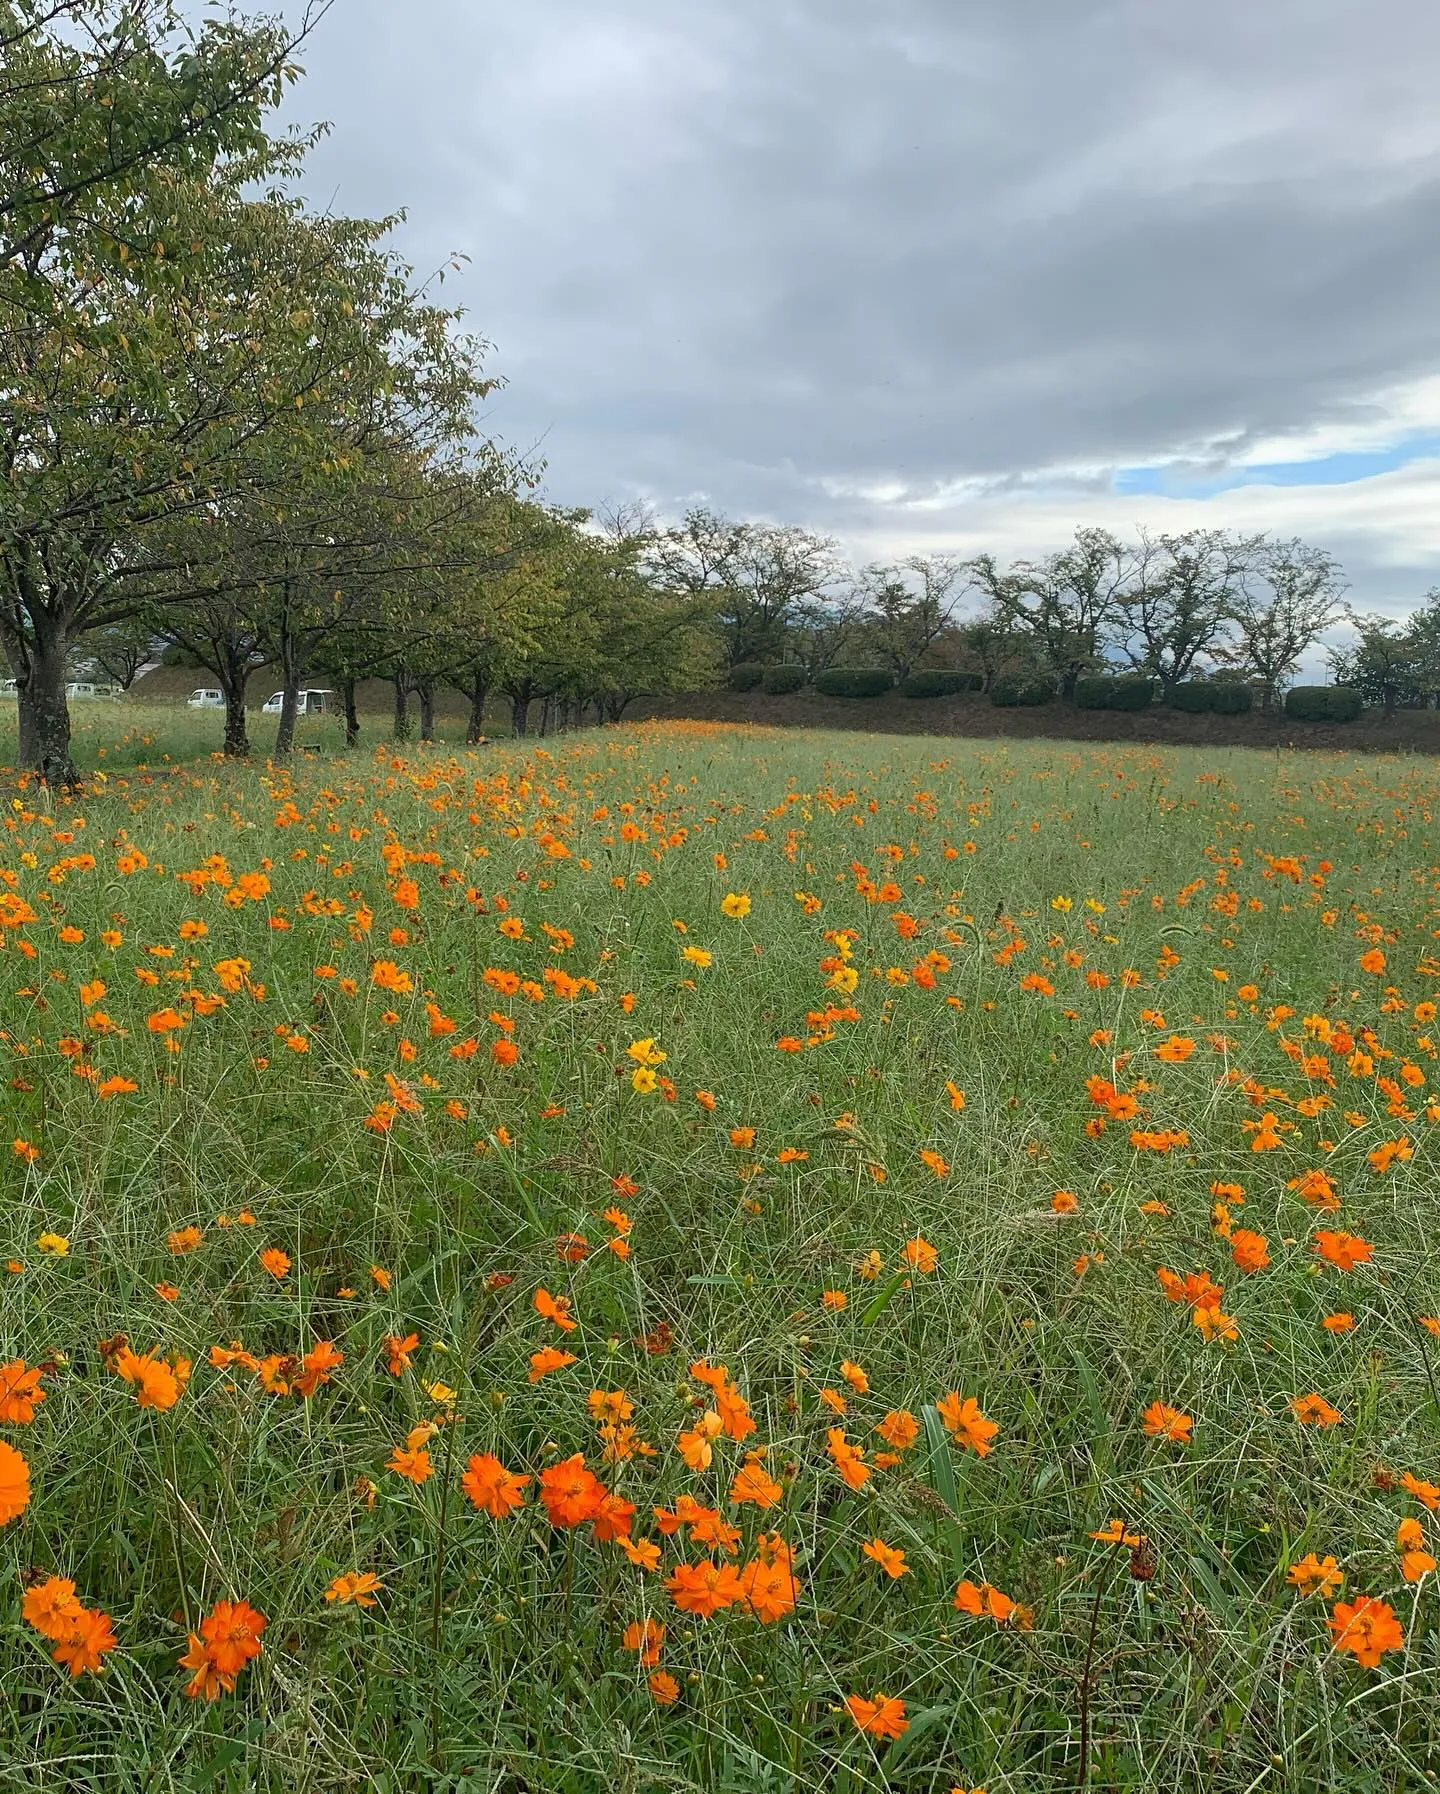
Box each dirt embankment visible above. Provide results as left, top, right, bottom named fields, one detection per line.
left=133, top=665, right=1440, bottom=752
left=627, top=687, right=1440, bottom=753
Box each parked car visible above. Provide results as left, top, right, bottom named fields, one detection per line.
left=187, top=689, right=225, bottom=709
left=261, top=688, right=334, bottom=717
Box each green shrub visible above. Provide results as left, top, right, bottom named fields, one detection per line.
left=1166, top=681, right=1214, bottom=712
left=1285, top=686, right=1363, bottom=723
left=1074, top=675, right=1152, bottom=712
left=760, top=664, right=806, bottom=695
left=899, top=669, right=977, bottom=698
left=1109, top=677, right=1153, bottom=712
left=728, top=662, right=764, bottom=692
left=813, top=667, right=893, bottom=698
left=990, top=674, right=1052, bottom=708
left=1208, top=681, right=1252, bottom=715
left=1073, top=675, right=1114, bottom=711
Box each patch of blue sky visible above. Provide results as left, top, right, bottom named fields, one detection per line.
left=1113, top=432, right=1440, bottom=499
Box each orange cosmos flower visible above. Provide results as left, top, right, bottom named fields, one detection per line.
left=667, top=1559, right=743, bottom=1616
left=1291, top=1393, right=1343, bottom=1427
left=729, top=1126, right=756, bottom=1148
left=258, top=1247, right=290, bottom=1279
left=826, top=1428, right=870, bottom=1488
left=902, top=1235, right=938, bottom=1273
left=1141, top=1401, right=1192, bottom=1443
left=1328, top=1595, right=1404, bottom=1667
left=528, top=1347, right=577, bottom=1381
left=0, top=1435, right=31, bottom=1521
left=821, top=1289, right=847, bottom=1311
left=324, top=1572, right=385, bottom=1607
left=737, top=1551, right=800, bottom=1623
left=1322, top=1312, right=1356, bottom=1333
left=0, top=1360, right=46, bottom=1424
left=845, top=1693, right=909, bottom=1740
left=178, top=1598, right=266, bottom=1700
left=1313, top=1231, right=1373, bottom=1271
left=112, top=1346, right=189, bottom=1411
left=1397, top=1518, right=1437, bottom=1582
left=51, top=1607, right=117, bottom=1677
left=622, top=1617, right=665, bottom=1666
left=533, top=1287, right=577, bottom=1331
left=539, top=1454, right=605, bottom=1527
left=1050, top=1190, right=1078, bottom=1213
left=729, top=1455, right=783, bottom=1509
left=862, top=1538, right=909, bottom=1579
left=1401, top=1471, right=1440, bottom=1511
left=617, top=1535, right=662, bottom=1570
left=22, top=1575, right=84, bottom=1640
left=1230, top=1228, right=1270, bottom=1273
left=875, top=1409, right=920, bottom=1450
left=386, top=1445, right=433, bottom=1484
left=1287, top=1553, right=1343, bottom=1597
left=919, top=1148, right=950, bottom=1177
left=936, top=1393, right=998, bottom=1456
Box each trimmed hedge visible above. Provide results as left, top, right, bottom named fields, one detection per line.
left=1285, top=686, right=1363, bottom=723
left=1166, top=681, right=1213, bottom=713
left=760, top=664, right=806, bottom=695
left=1167, top=679, right=1254, bottom=715
left=728, top=662, right=764, bottom=692
left=812, top=667, right=893, bottom=698
left=899, top=668, right=980, bottom=698
left=1209, top=681, right=1253, bottom=715
left=990, top=674, right=1052, bottom=708
left=1074, top=675, right=1153, bottom=712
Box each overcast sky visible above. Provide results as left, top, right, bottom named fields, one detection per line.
left=282, top=0, right=1440, bottom=617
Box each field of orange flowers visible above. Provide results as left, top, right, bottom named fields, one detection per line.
left=1, top=715, right=1438, bottom=1792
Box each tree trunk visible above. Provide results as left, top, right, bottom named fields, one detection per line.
left=274, top=627, right=301, bottom=758
left=464, top=673, right=488, bottom=743
left=538, top=695, right=552, bottom=737
left=417, top=677, right=435, bottom=743
left=392, top=674, right=411, bottom=742
left=221, top=675, right=250, bottom=758
left=510, top=689, right=529, bottom=737
left=342, top=676, right=360, bottom=747
left=28, top=618, right=76, bottom=786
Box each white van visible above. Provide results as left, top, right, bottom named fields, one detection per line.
left=187, top=689, right=224, bottom=709
left=262, top=689, right=334, bottom=716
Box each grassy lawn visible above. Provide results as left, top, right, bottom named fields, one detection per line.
left=1, top=718, right=1437, bottom=1792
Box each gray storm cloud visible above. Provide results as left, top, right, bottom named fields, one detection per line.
left=280, top=0, right=1440, bottom=608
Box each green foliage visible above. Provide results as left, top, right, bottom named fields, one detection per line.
left=1166, top=680, right=1215, bottom=712
left=1208, top=680, right=1253, bottom=715
left=812, top=666, right=893, bottom=697
left=899, top=668, right=979, bottom=698
left=990, top=672, right=1052, bottom=707
left=1075, top=675, right=1153, bottom=711
left=728, top=661, right=765, bottom=692
left=1283, top=685, right=1362, bottom=721
left=760, top=663, right=806, bottom=694
left=1284, top=685, right=1364, bottom=722
left=1074, top=675, right=1113, bottom=710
